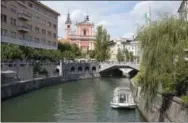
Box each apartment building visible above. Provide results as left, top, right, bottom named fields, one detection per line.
left=1, top=0, right=60, bottom=49
left=178, top=0, right=188, bottom=21
left=109, top=37, right=140, bottom=62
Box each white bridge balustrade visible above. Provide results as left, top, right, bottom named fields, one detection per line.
left=99, top=62, right=139, bottom=72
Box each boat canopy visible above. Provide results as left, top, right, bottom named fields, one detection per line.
left=114, top=87, right=131, bottom=92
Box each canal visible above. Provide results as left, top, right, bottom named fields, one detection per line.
left=1, top=78, right=145, bottom=122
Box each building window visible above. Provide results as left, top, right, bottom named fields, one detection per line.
left=48, top=22, right=51, bottom=27
left=28, top=36, right=32, bottom=41
left=83, top=29, right=86, bottom=36
left=48, top=31, right=51, bottom=36
left=2, top=0, right=7, bottom=4
left=20, top=33, right=26, bottom=40
left=53, top=24, right=57, bottom=29
left=28, top=13, right=32, bottom=18
left=28, top=24, right=32, bottom=31
left=20, top=1, right=25, bottom=4
left=42, top=29, right=46, bottom=35
left=1, top=14, right=7, bottom=23
left=35, top=6, right=39, bottom=11
left=10, top=18, right=16, bottom=26
left=53, top=33, right=56, bottom=38
left=35, top=16, right=39, bottom=21
left=35, top=38, right=39, bottom=43
left=10, top=31, right=16, bottom=38
left=1, top=29, right=7, bottom=36
left=42, top=39, right=46, bottom=44
left=10, top=7, right=16, bottom=14
left=28, top=3, right=33, bottom=8
left=35, top=27, right=40, bottom=33
left=53, top=42, right=56, bottom=46
left=48, top=40, right=51, bottom=45
left=44, top=20, right=46, bottom=25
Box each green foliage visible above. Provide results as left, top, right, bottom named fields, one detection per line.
left=33, top=61, right=48, bottom=77
left=1, top=43, right=24, bottom=60
left=94, top=26, right=110, bottom=61
left=88, top=50, right=96, bottom=59
left=181, top=95, right=188, bottom=105
left=1, top=42, right=83, bottom=60
left=129, top=51, right=134, bottom=62
left=124, top=48, right=130, bottom=62
left=116, top=48, right=125, bottom=61
left=135, top=16, right=188, bottom=109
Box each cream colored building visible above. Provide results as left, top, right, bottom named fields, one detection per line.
left=1, top=0, right=60, bottom=49
left=109, top=37, right=140, bottom=62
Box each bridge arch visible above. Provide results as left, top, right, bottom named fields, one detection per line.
left=78, top=66, right=83, bottom=72
left=99, top=63, right=139, bottom=78
left=70, top=66, right=75, bottom=72
left=92, top=66, right=96, bottom=72
left=85, top=66, right=90, bottom=71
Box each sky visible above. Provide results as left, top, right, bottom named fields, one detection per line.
left=41, top=1, right=181, bottom=39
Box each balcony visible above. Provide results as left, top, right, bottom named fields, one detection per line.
left=17, top=24, right=30, bottom=32
left=18, top=12, right=31, bottom=21
left=17, top=1, right=28, bottom=8
left=69, top=35, right=96, bottom=40
left=1, top=1, right=7, bottom=7
left=1, top=35, right=57, bottom=50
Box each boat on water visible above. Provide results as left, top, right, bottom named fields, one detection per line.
left=110, top=87, right=136, bottom=109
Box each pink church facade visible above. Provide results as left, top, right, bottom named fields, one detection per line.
left=64, top=12, right=95, bottom=52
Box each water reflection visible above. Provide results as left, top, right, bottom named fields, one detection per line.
left=2, top=78, right=145, bottom=122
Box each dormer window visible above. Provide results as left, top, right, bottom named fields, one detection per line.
left=83, top=29, right=86, bottom=36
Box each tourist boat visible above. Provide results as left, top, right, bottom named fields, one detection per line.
left=110, top=87, right=136, bottom=109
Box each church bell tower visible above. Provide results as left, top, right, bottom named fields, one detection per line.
left=65, top=11, right=72, bottom=40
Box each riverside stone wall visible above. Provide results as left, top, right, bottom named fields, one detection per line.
left=1, top=61, right=58, bottom=81
left=131, top=80, right=188, bottom=122
left=1, top=61, right=100, bottom=100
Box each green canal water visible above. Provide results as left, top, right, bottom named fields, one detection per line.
left=1, top=78, right=145, bottom=122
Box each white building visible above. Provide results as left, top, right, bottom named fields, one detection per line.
left=108, top=37, right=140, bottom=62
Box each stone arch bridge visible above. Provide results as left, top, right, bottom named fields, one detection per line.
left=99, top=62, right=139, bottom=77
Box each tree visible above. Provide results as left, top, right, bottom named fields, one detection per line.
left=1, top=43, right=24, bottom=60
left=58, top=42, right=72, bottom=52
left=94, top=26, right=110, bottom=61
left=1, top=41, right=83, bottom=61
left=135, top=15, right=188, bottom=109
left=71, top=43, right=81, bottom=57
left=129, top=51, right=134, bottom=62
left=58, top=42, right=82, bottom=58
left=116, top=48, right=124, bottom=61
left=88, top=50, right=95, bottom=59
left=124, top=49, right=130, bottom=62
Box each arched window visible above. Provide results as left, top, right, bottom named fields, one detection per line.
left=83, top=29, right=86, bottom=36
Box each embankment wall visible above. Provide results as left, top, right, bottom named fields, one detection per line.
left=131, top=80, right=188, bottom=122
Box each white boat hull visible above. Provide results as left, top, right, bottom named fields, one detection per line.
left=110, top=102, right=136, bottom=109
